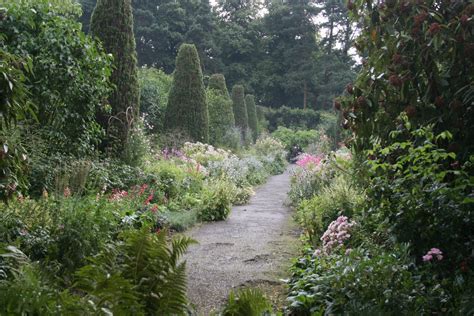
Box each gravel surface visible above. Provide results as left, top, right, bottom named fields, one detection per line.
left=183, top=168, right=300, bottom=315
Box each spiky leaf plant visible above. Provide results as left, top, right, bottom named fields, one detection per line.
left=75, top=227, right=196, bottom=315
left=222, top=288, right=272, bottom=316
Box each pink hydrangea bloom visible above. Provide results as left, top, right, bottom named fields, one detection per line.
left=422, top=248, right=443, bottom=262
left=321, top=215, right=355, bottom=254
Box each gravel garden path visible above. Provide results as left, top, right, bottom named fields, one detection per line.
left=184, top=167, right=300, bottom=315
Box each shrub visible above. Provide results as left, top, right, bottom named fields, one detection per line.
left=222, top=127, right=243, bottom=151
left=164, top=44, right=209, bottom=143
left=231, top=85, right=248, bottom=140
left=207, top=89, right=235, bottom=147
left=198, top=180, right=236, bottom=221
left=208, top=73, right=230, bottom=98
left=263, top=106, right=320, bottom=132
left=295, top=175, right=363, bottom=245
left=245, top=94, right=259, bottom=142
left=364, top=123, right=474, bottom=267
left=138, top=67, right=172, bottom=133
left=1, top=0, right=112, bottom=157
left=338, top=1, right=473, bottom=159
left=0, top=246, right=85, bottom=315
left=287, top=244, right=455, bottom=315
left=91, top=0, right=140, bottom=160
left=0, top=49, right=33, bottom=200
left=271, top=126, right=319, bottom=151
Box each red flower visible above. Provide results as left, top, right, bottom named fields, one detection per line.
left=428, top=23, right=441, bottom=35
left=150, top=205, right=159, bottom=213
left=144, top=192, right=154, bottom=205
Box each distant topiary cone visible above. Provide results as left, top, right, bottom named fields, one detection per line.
left=207, top=74, right=235, bottom=146
left=231, top=85, right=248, bottom=139
left=90, top=0, right=140, bottom=159
left=245, top=94, right=258, bottom=142
left=208, top=74, right=230, bottom=98
left=164, top=44, right=209, bottom=143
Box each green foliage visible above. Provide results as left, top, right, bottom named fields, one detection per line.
left=231, top=85, right=248, bottom=139
left=165, top=44, right=209, bottom=143
left=208, top=73, right=230, bottom=98
left=0, top=50, right=33, bottom=200
left=138, top=67, right=172, bottom=133
left=263, top=106, right=320, bottom=132
left=338, top=0, right=473, bottom=158
left=271, top=127, right=319, bottom=151
left=245, top=95, right=258, bottom=142
left=295, top=175, right=363, bottom=245
left=260, top=0, right=318, bottom=108
left=364, top=123, right=474, bottom=266
left=198, top=180, right=236, bottom=221
left=75, top=226, right=195, bottom=315
left=1, top=0, right=112, bottom=157
left=222, top=288, right=272, bottom=316
left=207, top=89, right=235, bottom=147
left=91, top=0, right=140, bottom=160
left=0, top=246, right=85, bottom=315
left=0, top=197, right=118, bottom=276
left=286, top=244, right=461, bottom=315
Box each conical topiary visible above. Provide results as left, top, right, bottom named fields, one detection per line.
left=207, top=74, right=235, bottom=146
left=164, top=44, right=209, bottom=143
left=245, top=94, right=258, bottom=142
left=208, top=74, right=230, bottom=98
left=90, top=0, right=140, bottom=159
left=231, top=85, right=248, bottom=138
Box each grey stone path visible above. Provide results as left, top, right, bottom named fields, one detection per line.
left=184, top=168, right=300, bottom=315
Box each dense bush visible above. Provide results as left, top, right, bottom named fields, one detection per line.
left=207, top=89, right=235, bottom=147
left=0, top=49, right=33, bottom=200
left=295, top=175, right=363, bottom=245
left=198, top=180, right=236, bottom=221
left=271, top=127, right=319, bottom=151
left=1, top=0, right=112, bottom=157
left=208, top=73, right=230, bottom=98
left=245, top=94, right=259, bottom=142
left=337, top=0, right=473, bottom=158
left=165, top=44, right=209, bottom=143
left=263, top=106, right=320, bottom=132
left=138, top=67, right=172, bottom=133
left=287, top=244, right=469, bottom=315
left=231, top=85, right=248, bottom=140
left=364, top=123, right=474, bottom=267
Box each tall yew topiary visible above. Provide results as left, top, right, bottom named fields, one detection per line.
left=208, top=74, right=230, bottom=98
left=207, top=74, right=235, bottom=146
left=90, top=0, right=140, bottom=159
left=245, top=94, right=258, bottom=142
left=164, top=44, right=209, bottom=143
left=231, top=85, right=248, bottom=135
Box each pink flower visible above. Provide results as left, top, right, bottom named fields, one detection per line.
left=150, top=205, right=158, bottom=213
left=144, top=192, right=154, bottom=205
left=296, top=154, right=323, bottom=169
left=422, top=254, right=433, bottom=262
left=422, top=248, right=443, bottom=262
